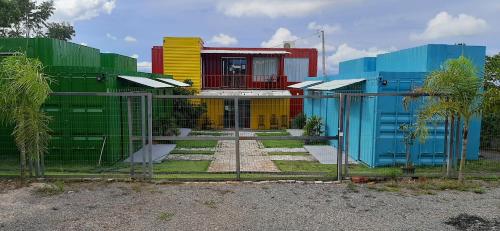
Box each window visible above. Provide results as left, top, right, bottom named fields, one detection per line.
left=252, top=57, right=278, bottom=82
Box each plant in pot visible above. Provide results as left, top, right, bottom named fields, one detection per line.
left=399, top=123, right=417, bottom=175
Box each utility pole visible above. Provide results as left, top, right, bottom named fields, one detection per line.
left=321, top=30, right=326, bottom=77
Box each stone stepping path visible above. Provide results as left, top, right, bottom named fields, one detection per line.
left=208, top=132, right=280, bottom=172
left=264, top=148, right=308, bottom=153
left=269, top=155, right=316, bottom=161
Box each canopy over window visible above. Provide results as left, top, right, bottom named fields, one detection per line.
left=118, top=75, right=173, bottom=88
left=307, top=79, right=365, bottom=91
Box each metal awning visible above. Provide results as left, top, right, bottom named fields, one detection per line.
left=288, top=80, right=323, bottom=89
left=308, top=78, right=365, bottom=91
left=201, top=50, right=290, bottom=55
left=200, top=90, right=291, bottom=96
left=155, top=78, right=191, bottom=87
left=118, top=75, right=173, bottom=88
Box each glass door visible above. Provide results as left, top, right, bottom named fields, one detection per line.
left=222, top=58, right=247, bottom=88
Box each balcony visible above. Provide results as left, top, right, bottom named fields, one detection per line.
left=202, top=75, right=289, bottom=90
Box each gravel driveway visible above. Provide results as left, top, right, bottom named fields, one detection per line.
left=1, top=181, right=499, bottom=231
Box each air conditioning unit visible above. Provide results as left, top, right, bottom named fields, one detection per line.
left=283, top=41, right=295, bottom=48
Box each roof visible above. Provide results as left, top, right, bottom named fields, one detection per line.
left=308, top=78, right=365, bottom=91
left=155, top=78, right=191, bottom=87
left=288, top=81, right=323, bottom=89
left=199, top=90, right=291, bottom=96
left=118, top=75, right=173, bottom=88
left=201, top=49, right=290, bottom=55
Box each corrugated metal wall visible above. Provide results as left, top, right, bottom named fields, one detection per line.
left=250, top=99, right=290, bottom=129
left=152, top=46, right=163, bottom=74
left=285, top=58, right=309, bottom=82
left=163, top=37, right=203, bottom=91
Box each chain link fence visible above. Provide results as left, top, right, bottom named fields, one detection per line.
left=1, top=92, right=498, bottom=181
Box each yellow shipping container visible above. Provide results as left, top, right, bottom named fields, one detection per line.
left=163, top=37, right=203, bottom=91
left=250, top=99, right=290, bottom=130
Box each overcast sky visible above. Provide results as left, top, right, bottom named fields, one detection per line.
left=49, top=0, right=500, bottom=73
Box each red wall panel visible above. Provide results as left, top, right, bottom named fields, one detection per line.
left=152, top=46, right=163, bottom=74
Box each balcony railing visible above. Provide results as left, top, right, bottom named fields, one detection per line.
left=202, top=75, right=289, bottom=90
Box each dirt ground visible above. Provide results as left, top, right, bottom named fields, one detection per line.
left=0, top=180, right=499, bottom=231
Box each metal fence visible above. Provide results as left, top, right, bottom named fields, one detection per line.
left=0, top=92, right=498, bottom=181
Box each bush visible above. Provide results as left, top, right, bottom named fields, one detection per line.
left=154, top=117, right=180, bottom=136
left=303, top=115, right=323, bottom=144
left=291, top=113, right=307, bottom=129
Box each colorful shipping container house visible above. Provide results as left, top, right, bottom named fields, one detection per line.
left=0, top=38, right=184, bottom=165
left=151, top=37, right=318, bottom=129
left=297, top=44, right=486, bottom=167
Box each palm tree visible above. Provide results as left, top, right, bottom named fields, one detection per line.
left=407, top=56, right=482, bottom=182
left=0, top=53, right=52, bottom=179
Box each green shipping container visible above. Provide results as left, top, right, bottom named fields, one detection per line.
left=0, top=38, right=100, bottom=67
left=101, top=53, right=138, bottom=72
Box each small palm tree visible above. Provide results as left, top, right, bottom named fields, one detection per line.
left=406, top=56, right=482, bottom=182
left=0, top=53, right=52, bottom=179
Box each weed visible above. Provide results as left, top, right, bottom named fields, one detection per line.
left=157, top=212, right=175, bottom=221
left=346, top=182, right=359, bottom=193
left=34, top=181, right=65, bottom=196
left=203, top=200, right=218, bottom=209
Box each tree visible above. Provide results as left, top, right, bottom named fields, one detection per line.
left=46, top=22, right=75, bottom=41
left=0, top=0, right=75, bottom=40
left=407, top=56, right=482, bottom=182
left=0, top=53, right=52, bottom=179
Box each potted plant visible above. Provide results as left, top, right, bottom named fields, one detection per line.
left=399, top=123, right=417, bottom=175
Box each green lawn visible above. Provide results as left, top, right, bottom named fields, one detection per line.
left=273, top=160, right=337, bottom=172
left=153, top=160, right=210, bottom=172
left=175, top=140, right=218, bottom=149
left=255, top=131, right=290, bottom=137
left=256, top=131, right=305, bottom=148
left=267, top=152, right=310, bottom=156
left=261, top=140, right=304, bottom=148
left=170, top=149, right=215, bottom=155
left=189, top=131, right=226, bottom=136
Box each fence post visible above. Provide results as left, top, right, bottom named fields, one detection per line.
left=344, top=95, right=351, bottom=177
left=337, top=93, right=344, bottom=182
left=127, top=96, right=135, bottom=178
left=454, top=116, right=461, bottom=170
left=141, top=95, right=147, bottom=179
left=234, top=97, right=241, bottom=180
left=147, top=93, right=153, bottom=179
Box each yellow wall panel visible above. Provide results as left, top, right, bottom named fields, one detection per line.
left=163, top=37, right=202, bottom=91
left=250, top=99, right=290, bottom=130
left=203, top=99, right=224, bottom=129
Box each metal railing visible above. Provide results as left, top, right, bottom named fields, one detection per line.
left=202, top=75, right=289, bottom=89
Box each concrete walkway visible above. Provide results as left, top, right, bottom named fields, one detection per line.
left=304, top=145, right=357, bottom=164
left=286, top=129, right=304, bottom=137
left=123, top=144, right=176, bottom=164
left=208, top=132, right=280, bottom=172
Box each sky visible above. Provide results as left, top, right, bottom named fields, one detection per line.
left=47, top=0, right=500, bottom=73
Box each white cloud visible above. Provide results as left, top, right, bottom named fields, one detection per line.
left=216, top=0, right=332, bottom=18
left=313, top=43, right=336, bottom=53
left=124, top=36, right=137, bottom=43
left=106, top=33, right=117, bottom=40
left=261, top=27, right=299, bottom=48
left=131, top=54, right=139, bottom=59
left=80, top=42, right=88, bottom=46
left=411, top=11, right=488, bottom=41
left=137, top=61, right=152, bottom=73
left=48, top=0, right=116, bottom=22
left=326, top=43, right=394, bottom=73
left=208, top=33, right=238, bottom=46
left=308, top=22, right=341, bottom=34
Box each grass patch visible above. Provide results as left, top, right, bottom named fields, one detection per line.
left=175, top=140, right=218, bottom=149
left=189, top=131, right=225, bottom=136
left=267, top=152, right=310, bottom=156
left=33, top=180, right=65, bottom=196
left=170, top=149, right=215, bottom=155
left=157, top=212, right=175, bottom=221
left=255, top=131, right=290, bottom=137
left=273, top=160, right=336, bottom=172
left=261, top=140, right=304, bottom=148
left=203, top=200, right=218, bottom=209
left=154, top=160, right=210, bottom=173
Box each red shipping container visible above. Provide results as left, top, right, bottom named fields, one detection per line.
left=152, top=46, right=163, bottom=74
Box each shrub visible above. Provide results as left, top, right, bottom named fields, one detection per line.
left=291, top=113, right=307, bottom=129
left=303, top=115, right=323, bottom=144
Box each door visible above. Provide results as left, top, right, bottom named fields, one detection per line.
left=223, top=99, right=250, bottom=129
left=222, top=58, right=247, bottom=88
